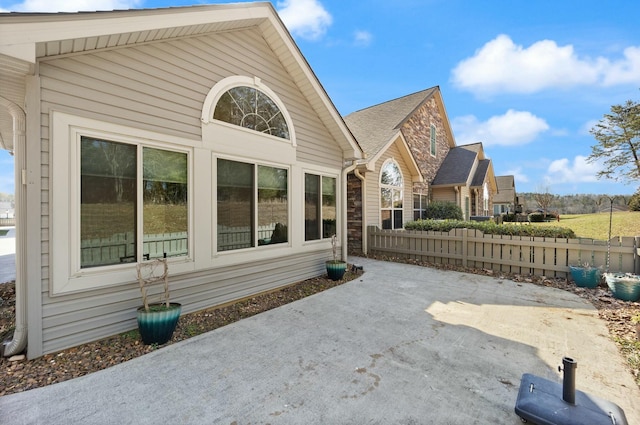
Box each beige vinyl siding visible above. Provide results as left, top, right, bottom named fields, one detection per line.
left=37, top=28, right=344, bottom=354
left=39, top=28, right=342, bottom=164
left=41, top=251, right=330, bottom=354
left=431, top=188, right=456, bottom=203
left=364, top=143, right=414, bottom=229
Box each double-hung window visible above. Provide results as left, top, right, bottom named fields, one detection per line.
left=217, top=158, right=289, bottom=252
left=413, top=192, right=428, bottom=220
left=80, top=137, right=189, bottom=268
left=304, top=173, right=336, bottom=240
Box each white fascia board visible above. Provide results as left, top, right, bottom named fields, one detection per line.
left=0, top=4, right=272, bottom=62
left=261, top=17, right=362, bottom=160
left=0, top=43, right=36, bottom=63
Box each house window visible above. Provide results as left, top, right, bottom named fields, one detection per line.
left=430, top=124, right=436, bottom=156
left=213, top=86, right=290, bottom=140
left=471, top=191, right=477, bottom=216
left=305, top=174, right=336, bottom=240
left=380, top=160, right=403, bottom=229
left=80, top=137, right=188, bottom=268
left=217, top=159, right=289, bottom=251
left=483, top=182, right=489, bottom=215
left=413, top=192, right=428, bottom=220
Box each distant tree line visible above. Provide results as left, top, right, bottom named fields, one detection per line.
left=517, top=192, right=638, bottom=214
left=0, top=192, right=14, bottom=203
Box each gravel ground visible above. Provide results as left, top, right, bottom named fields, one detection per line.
left=1, top=258, right=639, bottom=398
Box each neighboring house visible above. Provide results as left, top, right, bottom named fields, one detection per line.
left=344, top=87, right=456, bottom=253
left=493, top=175, right=519, bottom=215
left=0, top=4, right=362, bottom=358
left=431, top=142, right=497, bottom=219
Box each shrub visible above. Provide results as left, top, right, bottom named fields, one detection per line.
left=424, top=201, right=463, bottom=220
left=404, top=219, right=576, bottom=239
left=528, top=212, right=545, bottom=222
left=502, top=213, right=516, bottom=222
left=629, top=191, right=640, bottom=212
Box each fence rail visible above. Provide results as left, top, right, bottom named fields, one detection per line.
left=368, top=226, right=640, bottom=277
left=0, top=218, right=15, bottom=227
left=81, top=232, right=188, bottom=267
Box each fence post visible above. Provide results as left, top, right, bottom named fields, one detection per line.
left=462, top=228, right=468, bottom=268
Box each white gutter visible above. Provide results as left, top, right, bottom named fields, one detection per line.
left=341, top=161, right=357, bottom=262
left=0, top=96, right=27, bottom=357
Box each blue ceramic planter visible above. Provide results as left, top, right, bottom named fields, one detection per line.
left=137, top=303, right=181, bottom=345
left=569, top=266, right=601, bottom=289
left=604, top=273, right=640, bottom=302
left=326, top=261, right=347, bottom=281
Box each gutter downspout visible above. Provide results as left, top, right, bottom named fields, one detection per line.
left=353, top=168, right=366, bottom=255
left=0, top=96, right=27, bottom=357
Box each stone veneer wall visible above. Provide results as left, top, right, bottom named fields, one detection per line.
left=346, top=172, right=363, bottom=254
left=401, top=97, right=452, bottom=196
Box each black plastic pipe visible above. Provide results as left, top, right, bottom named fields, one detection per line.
left=562, top=356, right=577, bottom=404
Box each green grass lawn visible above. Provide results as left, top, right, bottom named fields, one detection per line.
left=533, top=211, right=640, bottom=240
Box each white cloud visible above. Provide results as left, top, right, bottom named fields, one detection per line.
left=277, top=0, right=332, bottom=41
left=5, top=0, right=139, bottom=12
left=452, top=34, right=640, bottom=96
left=504, top=167, right=529, bottom=184
left=546, top=155, right=600, bottom=183
left=353, top=30, right=373, bottom=47
left=603, top=46, right=640, bottom=86
left=580, top=119, right=600, bottom=136
left=452, top=109, right=549, bottom=146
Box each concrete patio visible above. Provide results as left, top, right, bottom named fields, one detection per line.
left=0, top=257, right=638, bottom=424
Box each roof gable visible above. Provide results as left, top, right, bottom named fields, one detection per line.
left=344, top=87, right=438, bottom=158
left=432, top=147, right=477, bottom=186
left=0, top=4, right=362, bottom=158
left=494, top=175, right=516, bottom=204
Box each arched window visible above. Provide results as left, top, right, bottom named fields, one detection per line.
left=380, top=160, right=403, bottom=229
left=201, top=76, right=294, bottom=143
left=214, top=86, right=289, bottom=139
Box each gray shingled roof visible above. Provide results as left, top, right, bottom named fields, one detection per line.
left=431, top=147, right=477, bottom=186
left=470, top=159, right=490, bottom=187
left=343, top=87, right=438, bottom=158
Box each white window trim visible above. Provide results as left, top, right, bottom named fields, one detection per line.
left=212, top=154, right=292, bottom=256
left=379, top=158, right=404, bottom=230
left=201, top=75, right=296, bottom=146
left=51, top=111, right=195, bottom=295
left=302, top=169, right=339, bottom=243
left=483, top=182, right=489, bottom=215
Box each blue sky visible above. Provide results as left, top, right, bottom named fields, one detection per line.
left=1, top=0, right=639, bottom=196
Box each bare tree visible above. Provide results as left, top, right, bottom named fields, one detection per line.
left=533, top=186, right=555, bottom=217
